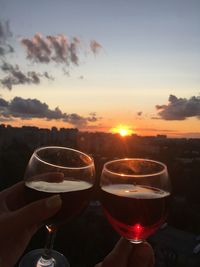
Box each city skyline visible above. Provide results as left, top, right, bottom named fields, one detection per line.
left=0, top=0, right=200, bottom=138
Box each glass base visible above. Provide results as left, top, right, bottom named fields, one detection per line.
left=128, top=239, right=144, bottom=244
left=19, top=249, right=70, bottom=267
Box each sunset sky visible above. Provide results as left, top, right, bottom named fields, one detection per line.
left=0, top=0, right=200, bottom=138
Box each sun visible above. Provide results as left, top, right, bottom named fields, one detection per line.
left=118, top=128, right=129, bottom=137
left=111, top=125, right=133, bottom=137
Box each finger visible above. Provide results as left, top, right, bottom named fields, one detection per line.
left=128, top=242, right=155, bottom=267
left=0, top=181, right=24, bottom=200
left=12, top=194, right=62, bottom=229
left=5, top=173, right=64, bottom=211
left=0, top=182, right=25, bottom=212
left=100, top=238, right=133, bottom=267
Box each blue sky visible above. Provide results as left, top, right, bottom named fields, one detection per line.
left=0, top=0, right=200, bottom=137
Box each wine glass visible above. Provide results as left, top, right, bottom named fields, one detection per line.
left=19, top=146, right=95, bottom=267
left=100, top=158, right=171, bottom=244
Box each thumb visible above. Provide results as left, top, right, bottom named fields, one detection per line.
left=95, top=238, right=133, bottom=267
left=12, top=194, right=62, bottom=229
left=128, top=242, right=155, bottom=267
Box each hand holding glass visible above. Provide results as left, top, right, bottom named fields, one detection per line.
left=100, top=158, right=171, bottom=244
left=19, top=146, right=95, bottom=267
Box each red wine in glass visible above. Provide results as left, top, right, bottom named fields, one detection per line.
left=25, top=180, right=93, bottom=226
left=100, top=158, right=171, bottom=244
left=101, top=184, right=170, bottom=242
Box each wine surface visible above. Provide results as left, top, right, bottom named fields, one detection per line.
left=101, top=184, right=170, bottom=242
left=25, top=180, right=93, bottom=226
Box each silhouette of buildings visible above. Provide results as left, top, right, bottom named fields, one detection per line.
left=1, top=124, right=200, bottom=266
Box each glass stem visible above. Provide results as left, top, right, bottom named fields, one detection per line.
left=36, top=225, right=57, bottom=267
left=44, top=226, right=57, bottom=258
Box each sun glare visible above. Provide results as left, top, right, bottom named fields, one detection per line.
left=111, top=125, right=133, bottom=137
left=119, top=128, right=128, bottom=137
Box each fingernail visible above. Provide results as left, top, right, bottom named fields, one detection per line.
left=46, top=194, right=62, bottom=209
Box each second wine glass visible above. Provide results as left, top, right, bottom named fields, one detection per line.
left=100, top=158, right=171, bottom=244
left=19, top=146, right=95, bottom=267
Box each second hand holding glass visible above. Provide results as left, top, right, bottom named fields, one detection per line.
left=100, top=158, right=171, bottom=244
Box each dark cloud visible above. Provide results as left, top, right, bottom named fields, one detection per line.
left=0, top=22, right=102, bottom=89
left=1, top=61, right=15, bottom=72
left=0, top=62, right=53, bottom=90
left=21, top=33, right=102, bottom=65
left=156, top=94, right=200, bottom=120
left=0, top=22, right=51, bottom=90
left=65, top=113, right=87, bottom=127
left=27, top=71, right=40, bottom=84
left=0, top=20, right=14, bottom=56
left=0, top=20, right=12, bottom=42
left=0, top=98, right=8, bottom=107
left=43, top=71, right=54, bottom=80
left=68, top=37, right=80, bottom=65
left=21, top=34, right=51, bottom=63
left=0, top=97, right=52, bottom=119
left=63, top=112, right=99, bottom=127
left=21, top=33, right=81, bottom=65
left=87, top=112, right=99, bottom=122
left=0, top=96, right=100, bottom=127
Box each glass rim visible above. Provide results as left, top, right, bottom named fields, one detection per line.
left=33, top=146, right=94, bottom=170
left=103, top=158, right=167, bottom=178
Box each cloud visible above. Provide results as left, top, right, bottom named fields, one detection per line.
left=21, top=33, right=81, bottom=65
left=65, top=113, right=87, bottom=127
left=0, top=116, right=14, bottom=122
left=0, top=98, right=9, bottom=107
left=0, top=23, right=54, bottom=90
left=43, top=71, right=54, bottom=80
left=0, top=62, right=53, bottom=90
left=137, top=111, right=143, bottom=116
left=0, top=20, right=14, bottom=56
left=63, top=112, right=99, bottom=127
left=68, top=37, right=80, bottom=65
left=0, top=96, right=100, bottom=127
left=87, top=112, right=99, bottom=122
left=0, top=21, right=12, bottom=41
left=0, top=22, right=102, bottom=89
left=156, top=94, right=200, bottom=120
left=90, top=40, right=102, bottom=54
left=21, top=33, right=102, bottom=64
